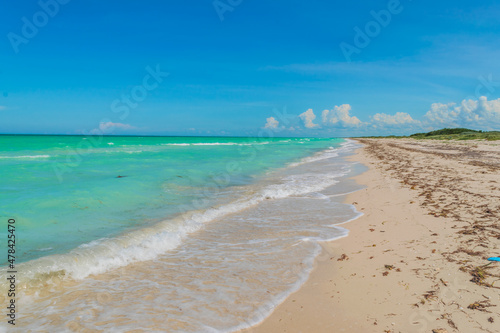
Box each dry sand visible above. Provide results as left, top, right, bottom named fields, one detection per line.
left=243, top=138, right=500, bottom=333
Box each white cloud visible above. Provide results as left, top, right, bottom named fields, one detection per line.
left=0, top=106, right=6, bottom=110
left=260, top=96, right=500, bottom=135
left=99, top=122, right=135, bottom=131
left=424, top=102, right=459, bottom=126
left=371, top=112, right=419, bottom=127
left=299, top=109, right=319, bottom=128
left=423, top=96, right=500, bottom=128
left=264, top=117, right=279, bottom=129
left=322, top=104, right=361, bottom=127
left=91, top=121, right=136, bottom=134
left=321, top=109, right=329, bottom=124
left=460, top=97, right=500, bottom=125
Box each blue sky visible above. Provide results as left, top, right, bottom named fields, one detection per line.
left=1, top=0, right=500, bottom=136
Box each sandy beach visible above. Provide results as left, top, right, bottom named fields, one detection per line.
left=5, top=1, right=500, bottom=331
left=245, top=138, right=500, bottom=333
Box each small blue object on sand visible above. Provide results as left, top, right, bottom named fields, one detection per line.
left=487, top=257, right=500, bottom=262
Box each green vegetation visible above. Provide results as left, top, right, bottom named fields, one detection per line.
left=410, top=128, right=481, bottom=137
left=358, top=128, right=500, bottom=141
left=409, top=128, right=500, bottom=140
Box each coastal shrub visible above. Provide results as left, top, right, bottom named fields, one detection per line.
left=359, top=128, right=499, bottom=141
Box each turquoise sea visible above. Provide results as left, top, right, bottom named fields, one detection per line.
left=0, top=135, right=363, bottom=332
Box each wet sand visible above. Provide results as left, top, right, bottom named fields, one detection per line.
left=244, top=138, right=500, bottom=333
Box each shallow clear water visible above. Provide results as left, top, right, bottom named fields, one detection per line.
left=0, top=135, right=342, bottom=265
left=0, top=135, right=363, bottom=332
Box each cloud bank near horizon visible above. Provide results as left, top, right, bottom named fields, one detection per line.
left=264, top=96, right=500, bottom=134
left=264, top=117, right=279, bottom=129
left=89, top=121, right=136, bottom=135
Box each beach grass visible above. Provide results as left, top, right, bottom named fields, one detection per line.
left=359, top=128, right=500, bottom=141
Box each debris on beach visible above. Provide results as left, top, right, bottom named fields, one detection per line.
left=433, top=327, right=450, bottom=333
left=356, top=138, right=500, bottom=331
left=337, top=254, right=349, bottom=261
left=422, top=290, right=438, bottom=301
left=469, top=265, right=500, bottom=288
left=467, top=300, right=496, bottom=312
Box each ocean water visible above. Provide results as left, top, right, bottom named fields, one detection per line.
left=0, top=135, right=364, bottom=332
